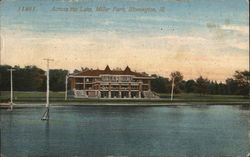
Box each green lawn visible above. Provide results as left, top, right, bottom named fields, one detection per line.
left=0, top=91, right=249, bottom=105
left=0, top=91, right=65, bottom=102
left=0, top=91, right=64, bottom=99
left=159, top=93, right=248, bottom=100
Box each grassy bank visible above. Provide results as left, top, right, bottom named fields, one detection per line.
left=0, top=91, right=249, bottom=105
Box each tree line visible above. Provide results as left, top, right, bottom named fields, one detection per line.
left=151, top=71, right=250, bottom=96
left=0, top=65, right=249, bottom=96
left=0, top=65, right=68, bottom=92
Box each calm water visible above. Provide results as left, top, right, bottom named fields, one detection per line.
left=1, top=105, right=250, bottom=156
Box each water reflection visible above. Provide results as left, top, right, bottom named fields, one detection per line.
left=44, top=121, right=50, bottom=155
left=0, top=105, right=250, bottom=156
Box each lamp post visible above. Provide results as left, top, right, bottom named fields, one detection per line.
left=249, top=52, right=250, bottom=99
left=0, top=36, right=2, bottom=65
left=7, top=68, right=15, bottom=111
left=65, top=74, right=68, bottom=100
left=170, top=76, right=175, bottom=101
left=41, top=58, right=54, bottom=121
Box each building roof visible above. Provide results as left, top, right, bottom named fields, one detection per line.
left=73, top=65, right=150, bottom=78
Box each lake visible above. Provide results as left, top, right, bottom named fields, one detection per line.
left=1, top=105, right=250, bottom=156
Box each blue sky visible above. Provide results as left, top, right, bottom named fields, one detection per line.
left=2, top=0, right=248, bottom=35
left=1, top=0, right=249, bottom=81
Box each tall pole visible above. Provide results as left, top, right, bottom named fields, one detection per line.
left=170, top=77, right=175, bottom=101
left=0, top=36, right=2, bottom=65
left=249, top=49, right=250, bottom=99
left=41, top=58, right=54, bottom=120
left=46, top=59, right=50, bottom=107
left=10, top=69, right=13, bottom=105
left=65, top=74, right=68, bottom=100
left=8, top=68, right=15, bottom=111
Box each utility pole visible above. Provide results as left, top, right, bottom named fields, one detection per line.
left=7, top=68, right=15, bottom=111
left=0, top=36, right=2, bottom=65
left=41, top=58, right=54, bottom=121
left=249, top=50, right=250, bottom=99
left=170, top=77, right=175, bottom=101
left=0, top=37, right=2, bottom=98
left=65, top=74, right=68, bottom=100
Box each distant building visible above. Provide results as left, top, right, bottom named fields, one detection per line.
left=70, top=65, right=158, bottom=98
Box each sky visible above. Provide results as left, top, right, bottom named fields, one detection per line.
left=0, top=0, right=249, bottom=81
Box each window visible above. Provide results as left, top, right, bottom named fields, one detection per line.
left=75, top=78, right=83, bottom=83
left=75, top=84, right=83, bottom=90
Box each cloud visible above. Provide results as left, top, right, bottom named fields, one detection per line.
left=1, top=29, right=248, bottom=82
left=206, top=22, right=249, bottom=51
left=207, top=22, right=249, bottom=38
left=220, top=25, right=249, bottom=34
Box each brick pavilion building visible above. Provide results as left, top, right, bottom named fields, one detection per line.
left=69, top=65, right=158, bottom=98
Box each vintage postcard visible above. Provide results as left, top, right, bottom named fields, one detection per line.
left=0, top=0, right=249, bottom=156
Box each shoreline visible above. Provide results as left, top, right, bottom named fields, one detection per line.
left=0, top=101, right=249, bottom=107
left=1, top=92, right=249, bottom=107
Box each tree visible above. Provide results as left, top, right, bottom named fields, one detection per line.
left=225, top=78, right=238, bottom=95
left=13, top=65, right=46, bottom=91
left=151, top=74, right=171, bottom=93
left=0, top=65, right=69, bottom=92
left=0, top=65, right=12, bottom=91
left=179, top=80, right=186, bottom=92
left=218, top=82, right=227, bottom=95
left=208, top=81, right=215, bottom=94
left=50, top=69, right=69, bottom=91
left=234, top=70, right=250, bottom=96
left=196, top=76, right=209, bottom=95
left=0, top=65, right=46, bottom=91
left=185, top=79, right=197, bottom=93
left=170, top=71, right=184, bottom=93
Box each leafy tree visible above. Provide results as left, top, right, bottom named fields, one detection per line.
left=225, top=78, right=238, bottom=95
left=14, top=65, right=46, bottom=91
left=0, top=65, right=69, bottom=92
left=218, top=82, right=227, bottom=95
left=0, top=65, right=45, bottom=91
left=170, top=71, right=184, bottom=93
left=0, top=65, right=12, bottom=91
left=185, top=79, right=197, bottom=93
left=1, top=64, right=249, bottom=96
left=213, top=81, right=219, bottom=95
left=208, top=81, right=215, bottom=94
left=50, top=69, right=69, bottom=91
left=170, top=71, right=183, bottom=83
left=151, top=74, right=171, bottom=93
left=196, top=76, right=209, bottom=95
left=234, top=70, right=250, bottom=96
left=179, top=80, right=186, bottom=92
